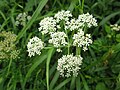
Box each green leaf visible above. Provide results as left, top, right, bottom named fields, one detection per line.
left=0, top=0, right=8, bottom=9
left=50, top=62, right=57, bottom=76
left=70, top=76, right=76, bottom=90
left=116, top=34, right=120, bottom=42
left=76, top=76, right=81, bottom=90
left=0, top=10, right=6, bottom=20
left=50, top=71, right=60, bottom=90
left=115, top=73, right=120, bottom=90
left=112, top=43, right=120, bottom=52
left=68, top=0, right=78, bottom=12
left=99, top=11, right=120, bottom=26
left=115, top=81, right=120, bottom=90
left=80, top=73, right=89, bottom=90
left=25, top=0, right=35, bottom=12
left=53, top=78, right=71, bottom=90
left=105, top=24, right=111, bottom=34
left=96, top=82, right=108, bottom=90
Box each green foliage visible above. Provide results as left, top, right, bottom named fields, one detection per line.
left=96, top=82, right=108, bottom=90
left=0, top=0, right=120, bottom=90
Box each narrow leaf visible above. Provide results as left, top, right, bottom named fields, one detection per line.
left=46, top=48, right=55, bottom=90
left=76, top=76, right=81, bottom=90
left=53, top=78, right=71, bottom=90
left=99, top=11, right=120, bottom=26
left=50, top=71, right=59, bottom=90
left=70, top=76, right=76, bottom=90
left=80, top=73, right=89, bottom=90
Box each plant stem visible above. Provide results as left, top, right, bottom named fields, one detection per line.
left=68, top=43, right=70, bottom=55
left=81, top=0, right=84, bottom=13
left=42, top=34, right=44, bottom=41
left=79, top=0, right=84, bottom=14
left=76, top=46, right=81, bottom=55
left=65, top=28, right=70, bottom=54
left=6, top=58, right=13, bottom=77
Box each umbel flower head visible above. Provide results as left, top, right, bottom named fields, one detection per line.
left=54, top=10, right=72, bottom=23
left=49, top=31, right=68, bottom=47
left=65, top=13, right=97, bottom=31
left=78, top=13, right=98, bottom=28
left=73, top=29, right=93, bottom=51
left=65, top=18, right=83, bottom=31
left=27, top=36, right=44, bottom=57
left=0, top=31, right=20, bottom=61
left=57, top=54, right=83, bottom=77
left=15, top=12, right=31, bottom=26
left=38, top=17, right=57, bottom=35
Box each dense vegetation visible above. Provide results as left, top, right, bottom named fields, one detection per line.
left=0, top=0, right=120, bottom=90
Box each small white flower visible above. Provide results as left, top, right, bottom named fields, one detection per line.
left=57, top=54, right=83, bottom=77
left=49, top=32, right=68, bottom=47
left=110, top=24, right=120, bottom=31
left=27, top=36, right=44, bottom=57
left=56, top=48, right=62, bottom=52
left=73, top=30, right=92, bottom=51
left=27, top=16, right=31, bottom=20
left=38, top=17, right=57, bottom=34
left=15, top=12, right=31, bottom=26
left=54, top=10, right=72, bottom=23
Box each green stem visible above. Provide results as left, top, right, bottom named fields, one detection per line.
left=76, top=46, right=81, bottom=55
left=42, top=34, right=44, bottom=41
left=6, top=58, right=13, bottom=77
left=79, top=0, right=84, bottom=14
left=81, top=0, right=84, bottom=12
left=68, top=43, right=70, bottom=55
left=65, top=29, right=70, bottom=54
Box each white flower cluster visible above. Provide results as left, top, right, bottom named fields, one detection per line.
left=57, top=54, right=83, bottom=77
left=65, top=18, right=84, bottom=31
left=54, top=10, right=72, bottom=23
left=73, top=30, right=93, bottom=51
left=15, top=12, right=31, bottom=26
left=110, top=24, right=120, bottom=31
left=49, top=32, right=68, bottom=47
left=37, top=10, right=97, bottom=53
left=38, top=17, right=57, bottom=34
left=78, top=13, right=97, bottom=28
left=38, top=10, right=72, bottom=35
left=65, top=13, right=97, bottom=31
left=27, top=36, right=44, bottom=57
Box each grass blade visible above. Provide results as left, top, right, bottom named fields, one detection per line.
left=80, top=73, right=89, bottom=90
left=50, top=62, right=57, bottom=76
left=99, top=11, right=120, bottom=26
left=76, top=76, right=81, bottom=90
left=70, top=76, right=76, bottom=90
left=68, top=0, right=78, bottom=12
left=0, top=10, right=6, bottom=20
left=50, top=71, right=59, bottom=90
left=53, top=78, right=71, bottom=90
left=46, top=48, right=55, bottom=90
